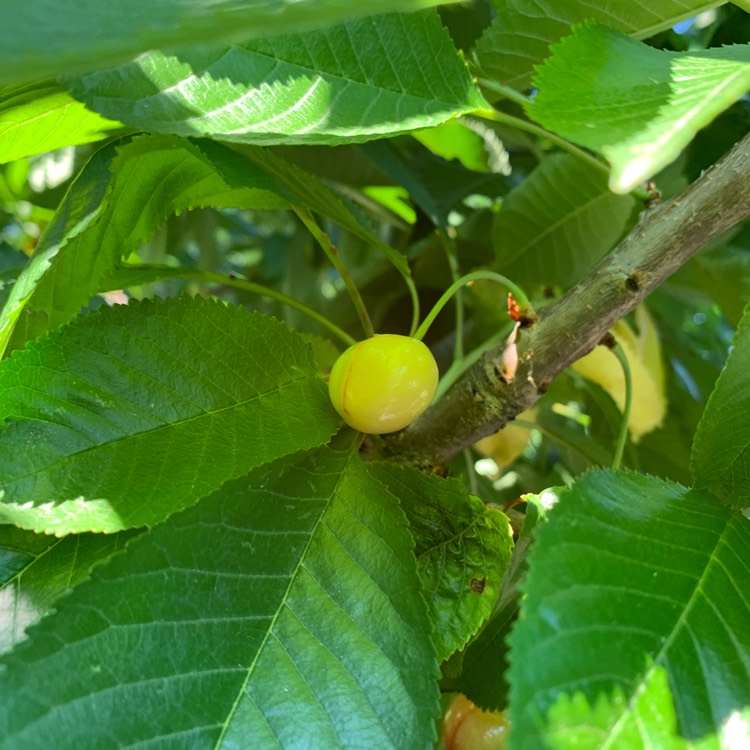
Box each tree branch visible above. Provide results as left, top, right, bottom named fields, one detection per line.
left=384, top=132, right=750, bottom=468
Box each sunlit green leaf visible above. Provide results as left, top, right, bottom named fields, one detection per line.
left=493, top=153, right=634, bottom=287
left=67, top=12, right=487, bottom=146
left=0, top=448, right=439, bottom=749
left=0, top=81, right=121, bottom=163
left=0, top=296, right=339, bottom=534
left=474, top=0, right=723, bottom=92
left=508, top=470, right=750, bottom=747
left=692, top=301, right=750, bottom=508
left=367, top=462, right=513, bottom=662
left=2, top=0, right=464, bottom=84
left=545, top=666, right=685, bottom=750
left=528, top=26, right=750, bottom=192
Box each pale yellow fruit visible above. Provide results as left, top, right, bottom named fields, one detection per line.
left=443, top=694, right=509, bottom=750
left=328, top=334, right=439, bottom=434
left=474, top=409, right=536, bottom=474
left=571, top=304, right=666, bottom=442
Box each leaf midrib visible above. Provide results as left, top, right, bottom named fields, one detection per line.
left=600, top=514, right=732, bottom=747
left=1, top=369, right=317, bottom=492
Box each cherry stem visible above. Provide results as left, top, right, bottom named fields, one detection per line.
left=294, top=207, right=375, bottom=339
left=116, top=264, right=357, bottom=348
left=611, top=343, right=632, bottom=471
left=437, top=229, right=464, bottom=360
left=412, top=270, right=530, bottom=342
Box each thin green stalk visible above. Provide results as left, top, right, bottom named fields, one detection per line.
left=478, top=105, right=612, bottom=179
left=476, top=77, right=532, bottom=108
left=123, top=264, right=357, bottom=348
left=434, top=324, right=510, bottom=401
left=294, top=207, right=375, bottom=338
left=474, top=81, right=653, bottom=203
left=437, top=229, right=464, bottom=361
left=611, top=344, right=632, bottom=471
left=464, top=448, right=479, bottom=496
left=413, top=270, right=529, bottom=342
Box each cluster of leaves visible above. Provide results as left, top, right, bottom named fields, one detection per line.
left=0, top=1, right=749, bottom=747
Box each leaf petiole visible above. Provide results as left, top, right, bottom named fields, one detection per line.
left=611, top=343, right=632, bottom=471
left=412, top=270, right=530, bottom=342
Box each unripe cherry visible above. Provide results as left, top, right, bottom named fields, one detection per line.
left=328, top=334, right=439, bottom=434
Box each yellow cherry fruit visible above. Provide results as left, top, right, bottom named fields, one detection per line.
left=443, top=694, right=509, bottom=750
left=328, top=334, right=439, bottom=434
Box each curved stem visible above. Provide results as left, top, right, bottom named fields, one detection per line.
left=412, top=270, right=529, bottom=342
left=405, top=275, right=421, bottom=338
left=611, top=344, right=632, bottom=471
left=294, top=207, right=375, bottom=338
left=474, top=82, right=652, bottom=203
left=475, top=77, right=532, bottom=108
left=120, top=264, right=357, bottom=348
left=434, top=323, right=511, bottom=402
left=437, top=229, right=464, bottom=361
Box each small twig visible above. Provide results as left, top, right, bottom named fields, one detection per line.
left=383, top=132, right=750, bottom=468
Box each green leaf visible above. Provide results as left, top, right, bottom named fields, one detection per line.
left=691, top=301, right=750, bottom=508
left=692, top=245, right=750, bottom=327
left=361, top=139, right=508, bottom=231
left=544, top=666, right=685, bottom=750
left=508, top=470, right=750, bottom=747
left=366, top=463, right=513, bottom=663
left=0, top=134, right=287, bottom=354
left=1, top=0, right=464, bottom=85
left=66, top=11, right=487, bottom=146
left=0, top=296, right=339, bottom=534
left=0, top=525, right=140, bottom=655
left=528, top=26, right=750, bottom=192
left=474, top=0, right=723, bottom=92
left=0, top=80, right=121, bottom=164
left=0, top=448, right=439, bottom=749
left=233, top=143, right=414, bottom=279
left=493, top=153, right=634, bottom=287
left=451, top=490, right=553, bottom=711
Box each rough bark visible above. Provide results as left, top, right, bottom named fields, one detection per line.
left=383, top=132, right=750, bottom=468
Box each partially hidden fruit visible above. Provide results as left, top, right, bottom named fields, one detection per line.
left=328, top=334, right=439, bottom=434
left=474, top=408, right=536, bottom=476
left=443, top=694, right=509, bottom=750
left=571, top=305, right=666, bottom=442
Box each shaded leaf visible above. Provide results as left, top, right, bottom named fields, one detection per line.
left=452, top=490, right=553, bottom=711
left=0, top=448, right=439, bottom=749
left=692, top=301, right=750, bottom=508
left=692, top=244, right=750, bottom=327
left=233, top=142, right=414, bottom=278
left=508, top=470, right=750, bottom=747
left=493, top=153, right=634, bottom=287
left=0, top=80, right=121, bottom=164
left=366, top=462, right=513, bottom=662
left=0, top=296, right=339, bottom=534
left=2, top=0, right=464, bottom=84
left=0, top=525, right=140, bottom=655
left=529, top=26, right=750, bottom=192
left=474, top=0, right=723, bottom=92
left=0, top=134, right=287, bottom=354
left=67, top=12, right=487, bottom=146
left=361, top=138, right=508, bottom=231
